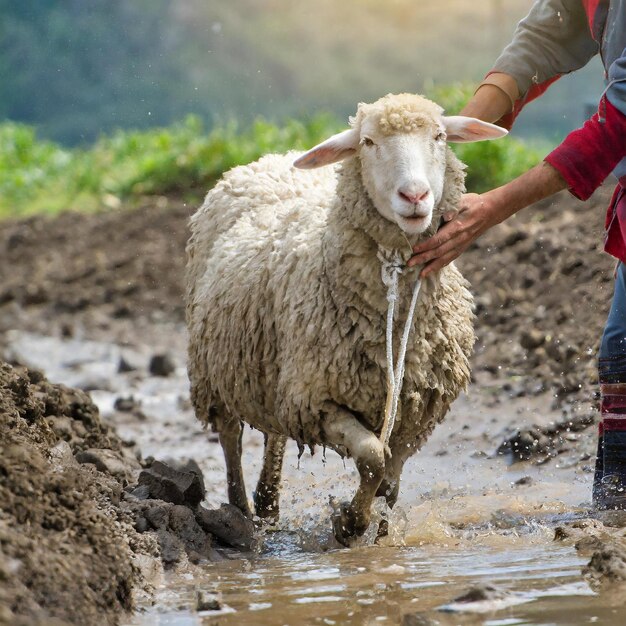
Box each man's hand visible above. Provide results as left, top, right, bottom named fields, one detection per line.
left=408, top=162, right=568, bottom=278
left=408, top=193, right=498, bottom=277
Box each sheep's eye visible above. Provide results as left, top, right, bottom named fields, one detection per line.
left=361, top=137, right=375, bottom=147
left=435, top=131, right=446, bottom=142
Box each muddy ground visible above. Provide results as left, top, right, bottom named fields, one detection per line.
left=0, top=182, right=622, bottom=625
left=0, top=185, right=615, bottom=396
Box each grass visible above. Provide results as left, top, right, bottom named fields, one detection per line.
left=0, top=86, right=545, bottom=218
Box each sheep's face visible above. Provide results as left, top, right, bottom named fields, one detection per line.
left=293, top=94, right=507, bottom=236
left=357, top=118, right=446, bottom=236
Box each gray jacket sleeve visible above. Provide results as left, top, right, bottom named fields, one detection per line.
left=493, top=0, right=598, bottom=97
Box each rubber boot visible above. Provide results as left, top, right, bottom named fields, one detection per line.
left=593, top=384, right=626, bottom=510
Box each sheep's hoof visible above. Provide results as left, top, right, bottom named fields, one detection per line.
left=375, top=518, right=389, bottom=543
left=253, top=490, right=280, bottom=524
left=332, top=502, right=368, bottom=547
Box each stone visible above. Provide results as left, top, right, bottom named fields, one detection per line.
left=166, top=457, right=206, bottom=496
left=584, top=543, right=626, bottom=582
left=117, top=356, right=136, bottom=373
left=114, top=396, right=140, bottom=412
left=135, top=516, right=149, bottom=533
left=513, top=476, right=533, bottom=487
left=520, top=328, right=545, bottom=351
left=196, top=590, right=223, bottom=611
left=138, top=460, right=205, bottom=507
left=156, top=529, right=184, bottom=566
left=148, top=353, right=176, bottom=377
left=129, top=484, right=151, bottom=500
left=144, top=503, right=171, bottom=530
left=168, top=505, right=213, bottom=558
left=196, top=503, right=255, bottom=550
left=75, top=448, right=137, bottom=480
left=451, top=584, right=508, bottom=604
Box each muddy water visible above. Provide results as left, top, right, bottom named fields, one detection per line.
left=6, top=326, right=625, bottom=625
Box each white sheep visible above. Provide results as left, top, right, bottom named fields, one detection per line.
left=185, top=93, right=507, bottom=545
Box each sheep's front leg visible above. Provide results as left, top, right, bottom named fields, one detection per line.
left=254, top=433, right=286, bottom=521
left=321, top=406, right=386, bottom=546
left=375, top=452, right=407, bottom=539
left=218, top=417, right=252, bottom=517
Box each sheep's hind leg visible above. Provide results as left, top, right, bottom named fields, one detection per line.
left=321, top=406, right=386, bottom=546
left=254, top=433, right=286, bottom=522
left=218, top=416, right=252, bottom=518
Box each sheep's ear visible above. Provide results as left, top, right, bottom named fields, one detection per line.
left=442, top=116, right=508, bottom=143
left=293, top=128, right=359, bottom=169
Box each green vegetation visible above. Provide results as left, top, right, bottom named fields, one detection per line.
left=0, top=115, right=343, bottom=217
left=0, top=95, right=542, bottom=219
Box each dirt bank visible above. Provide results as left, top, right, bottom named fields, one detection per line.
left=0, top=361, right=154, bottom=626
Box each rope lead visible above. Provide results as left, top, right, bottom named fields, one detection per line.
left=377, top=246, right=423, bottom=447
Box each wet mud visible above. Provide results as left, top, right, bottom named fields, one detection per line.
left=0, top=184, right=624, bottom=625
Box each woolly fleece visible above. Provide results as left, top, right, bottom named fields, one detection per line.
left=185, top=94, right=474, bottom=458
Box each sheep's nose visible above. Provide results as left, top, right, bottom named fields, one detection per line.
left=398, top=187, right=429, bottom=204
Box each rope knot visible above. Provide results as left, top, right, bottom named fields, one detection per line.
left=377, top=247, right=404, bottom=288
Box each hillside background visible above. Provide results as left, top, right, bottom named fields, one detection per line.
left=1, top=0, right=605, bottom=145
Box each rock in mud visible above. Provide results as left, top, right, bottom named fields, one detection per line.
left=138, top=459, right=205, bottom=507
left=452, top=585, right=508, bottom=604
left=438, top=584, right=528, bottom=614
left=196, top=503, right=256, bottom=550
left=149, top=353, right=176, bottom=377
left=114, top=395, right=140, bottom=412
left=497, top=410, right=595, bottom=462
left=75, top=447, right=139, bottom=481
left=584, top=537, right=626, bottom=584
left=128, top=500, right=215, bottom=566
left=196, top=590, right=223, bottom=611
left=117, top=355, right=137, bottom=373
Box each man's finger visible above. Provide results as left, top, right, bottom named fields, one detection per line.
left=409, top=235, right=461, bottom=266
left=412, top=221, right=458, bottom=254
left=420, top=249, right=459, bottom=278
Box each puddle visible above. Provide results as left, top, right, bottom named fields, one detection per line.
left=123, top=543, right=614, bottom=626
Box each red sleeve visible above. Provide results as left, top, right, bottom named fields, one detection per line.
left=544, top=96, right=626, bottom=200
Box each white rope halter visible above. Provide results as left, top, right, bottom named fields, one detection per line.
left=377, top=246, right=422, bottom=447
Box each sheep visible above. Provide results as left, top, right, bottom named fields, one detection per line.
left=185, top=93, right=507, bottom=545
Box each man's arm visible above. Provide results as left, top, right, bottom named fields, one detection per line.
left=489, top=0, right=598, bottom=128
left=408, top=0, right=604, bottom=276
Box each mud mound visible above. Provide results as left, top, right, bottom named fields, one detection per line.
left=0, top=199, right=191, bottom=335
left=0, top=185, right=616, bottom=397
left=0, top=361, right=152, bottom=626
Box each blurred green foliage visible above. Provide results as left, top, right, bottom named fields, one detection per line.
left=0, top=115, right=343, bottom=217
left=0, top=93, right=542, bottom=219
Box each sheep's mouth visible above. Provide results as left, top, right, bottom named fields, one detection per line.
left=396, top=213, right=432, bottom=234
left=398, top=214, right=429, bottom=225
